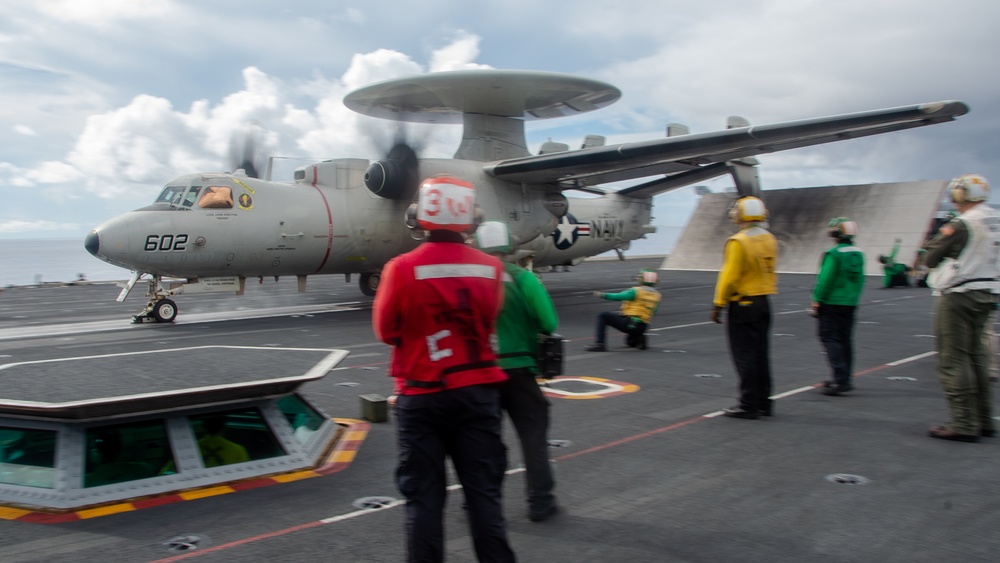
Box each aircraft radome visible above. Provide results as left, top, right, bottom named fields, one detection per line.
left=83, top=69, right=968, bottom=323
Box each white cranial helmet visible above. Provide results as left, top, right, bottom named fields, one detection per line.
left=948, top=173, right=990, bottom=203
left=406, top=176, right=479, bottom=233
left=729, top=196, right=767, bottom=223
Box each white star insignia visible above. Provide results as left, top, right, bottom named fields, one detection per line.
left=555, top=217, right=577, bottom=245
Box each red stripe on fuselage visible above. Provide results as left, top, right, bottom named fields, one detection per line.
left=310, top=164, right=335, bottom=275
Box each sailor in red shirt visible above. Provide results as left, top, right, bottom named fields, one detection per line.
left=373, top=176, right=516, bottom=563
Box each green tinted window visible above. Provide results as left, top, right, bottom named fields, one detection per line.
left=84, top=421, right=173, bottom=488
left=0, top=427, right=57, bottom=488
left=189, top=408, right=285, bottom=468
left=278, top=395, right=326, bottom=444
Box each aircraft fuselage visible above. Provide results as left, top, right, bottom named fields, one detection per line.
left=85, top=158, right=654, bottom=282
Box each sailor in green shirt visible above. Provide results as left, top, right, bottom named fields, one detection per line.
left=475, top=221, right=560, bottom=522
left=879, top=238, right=910, bottom=287
left=811, top=217, right=865, bottom=396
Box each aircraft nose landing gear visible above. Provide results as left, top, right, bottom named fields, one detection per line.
left=124, top=275, right=180, bottom=323
left=133, top=297, right=178, bottom=324
left=151, top=299, right=178, bottom=323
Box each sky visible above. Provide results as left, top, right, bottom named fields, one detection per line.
left=1, top=0, right=998, bottom=240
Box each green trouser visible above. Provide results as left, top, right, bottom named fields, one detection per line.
left=935, top=290, right=996, bottom=435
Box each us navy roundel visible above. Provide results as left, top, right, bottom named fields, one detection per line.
left=551, top=214, right=591, bottom=250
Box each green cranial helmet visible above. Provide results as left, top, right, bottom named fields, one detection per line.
left=827, top=217, right=858, bottom=240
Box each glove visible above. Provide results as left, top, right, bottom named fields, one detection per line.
left=593, top=291, right=604, bottom=299
left=710, top=306, right=723, bottom=324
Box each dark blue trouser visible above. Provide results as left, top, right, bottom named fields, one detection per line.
left=726, top=296, right=773, bottom=413
left=395, top=384, right=516, bottom=563
left=594, top=312, right=645, bottom=345
left=817, top=304, right=856, bottom=386
left=499, top=368, right=555, bottom=513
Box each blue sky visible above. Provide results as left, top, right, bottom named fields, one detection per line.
left=1, top=0, right=998, bottom=239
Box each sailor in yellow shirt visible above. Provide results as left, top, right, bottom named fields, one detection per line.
left=711, top=196, right=779, bottom=419
left=585, top=269, right=662, bottom=351
left=197, top=416, right=249, bottom=467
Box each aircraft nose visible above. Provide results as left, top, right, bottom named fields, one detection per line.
left=84, top=230, right=100, bottom=257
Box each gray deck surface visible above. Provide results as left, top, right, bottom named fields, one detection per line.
left=0, top=258, right=996, bottom=562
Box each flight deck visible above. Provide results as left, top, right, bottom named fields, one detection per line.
left=0, top=258, right=996, bottom=562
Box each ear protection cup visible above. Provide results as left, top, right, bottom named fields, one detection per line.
left=466, top=206, right=485, bottom=235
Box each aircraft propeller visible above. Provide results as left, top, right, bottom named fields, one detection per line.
left=363, top=125, right=424, bottom=200
left=228, top=123, right=266, bottom=179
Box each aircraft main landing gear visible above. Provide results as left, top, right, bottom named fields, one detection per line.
left=359, top=273, right=380, bottom=297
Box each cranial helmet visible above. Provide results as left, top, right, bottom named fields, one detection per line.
left=729, top=196, right=768, bottom=223
left=638, top=268, right=658, bottom=285
left=948, top=173, right=990, bottom=204
left=405, top=176, right=481, bottom=234
left=475, top=221, right=514, bottom=254
left=827, top=217, right=858, bottom=240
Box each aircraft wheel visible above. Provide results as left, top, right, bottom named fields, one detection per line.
left=152, top=299, right=178, bottom=323
left=359, top=273, right=380, bottom=297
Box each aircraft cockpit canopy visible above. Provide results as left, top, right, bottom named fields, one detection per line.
left=154, top=180, right=234, bottom=209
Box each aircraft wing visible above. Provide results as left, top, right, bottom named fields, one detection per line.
left=484, top=101, right=968, bottom=189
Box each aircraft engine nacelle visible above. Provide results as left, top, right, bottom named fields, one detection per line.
left=543, top=192, right=568, bottom=218
left=364, top=144, right=419, bottom=200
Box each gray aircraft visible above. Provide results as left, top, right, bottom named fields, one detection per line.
left=83, top=70, right=967, bottom=323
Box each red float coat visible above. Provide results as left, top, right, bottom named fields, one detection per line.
left=373, top=240, right=508, bottom=395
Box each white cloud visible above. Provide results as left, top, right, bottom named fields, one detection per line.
left=428, top=31, right=491, bottom=73
left=26, top=161, right=83, bottom=184
left=0, top=1, right=998, bottom=240
left=2, top=32, right=491, bottom=210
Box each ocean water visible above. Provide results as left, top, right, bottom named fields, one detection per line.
left=0, top=238, right=130, bottom=287
left=0, top=228, right=681, bottom=288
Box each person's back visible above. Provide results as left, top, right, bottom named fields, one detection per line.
left=713, top=196, right=778, bottom=419
left=375, top=239, right=507, bottom=395
left=816, top=242, right=865, bottom=306
left=722, top=225, right=778, bottom=298
left=372, top=178, right=516, bottom=562
left=812, top=218, right=864, bottom=396
left=495, top=263, right=558, bottom=367
left=477, top=221, right=560, bottom=522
